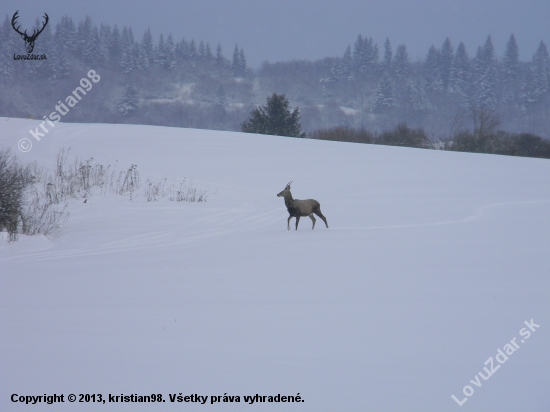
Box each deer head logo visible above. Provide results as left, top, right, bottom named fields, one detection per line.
left=11, top=11, right=49, bottom=54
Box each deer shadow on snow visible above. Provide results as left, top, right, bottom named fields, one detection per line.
left=277, top=181, right=328, bottom=231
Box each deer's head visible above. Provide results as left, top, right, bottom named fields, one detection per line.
left=12, top=11, right=49, bottom=54
left=277, top=181, right=292, bottom=197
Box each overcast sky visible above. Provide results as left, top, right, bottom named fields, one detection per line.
left=4, top=0, right=550, bottom=67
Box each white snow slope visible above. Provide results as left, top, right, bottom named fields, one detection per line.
left=1, top=117, right=549, bottom=412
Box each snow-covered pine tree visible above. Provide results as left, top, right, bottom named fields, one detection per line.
left=532, top=41, right=550, bottom=93
left=424, top=45, right=443, bottom=92
left=407, top=79, right=430, bottom=113
left=55, top=16, right=78, bottom=56
left=214, top=84, right=229, bottom=120
left=0, top=16, right=17, bottom=82
left=331, top=46, right=352, bottom=82
left=471, top=36, right=498, bottom=109
left=232, top=44, right=246, bottom=77
left=353, top=35, right=379, bottom=78
left=374, top=73, right=395, bottom=113
left=78, top=16, right=99, bottom=64
left=140, top=28, right=154, bottom=68
left=206, top=43, right=213, bottom=62
left=48, top=40, right=70, bottom=83
left=175, top=38, right=189, bottom=65
left=188, top=39, right=197, bottom=60
left=238, top=48, right=247, bottom=74
left=342, top=45, right=352, bottom=80
left=439, top=37, right=454, bottom=90
left=108, top=25, right=121, bottom=65
left=502, top=34, right=520, bottom=84
left=232, top=44, right=240, bottom=76
left=198, top=41, right=206, bottom=60
left=215, top=44, right=225, bottom=71
left=120, top=27, right=136, bottom=73
left=382, top=38, right=392, bottom=73
left=165, top=34, right=176, bottom=69
left=393, top=44, right=410, bottom=81
left=154, top=33, right=175, bottom=69
left=449, top=41, right=470, bottom=105
left=117, top=84, right=139, bottom=116
left=98, top=24, right=111, bottom=66
left=501, top=34, right=521, bottom=104
left=521, top=41, right=550, bottom=108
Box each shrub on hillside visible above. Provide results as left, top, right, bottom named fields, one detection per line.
left=376, top=123, right=432, bottom=149
left=447, top=131, right=550, bottom=159
left=0, top=148, right=34, bottom=240
left=309, top=126, right=374, bottom=143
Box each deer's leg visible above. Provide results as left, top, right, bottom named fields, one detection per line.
left=287, top=215, right=293, bottom=231
left=314, top=211, right=329, bottom=228
left=309, top=213, right=316, bottom=229
left=295, top=215, right=300, bottom=230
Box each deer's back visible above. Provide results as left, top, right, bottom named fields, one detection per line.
left=287, top=198, right=321, bottom=216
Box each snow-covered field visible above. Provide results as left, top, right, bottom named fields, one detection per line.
left=1, top=117, right=549, bottom=411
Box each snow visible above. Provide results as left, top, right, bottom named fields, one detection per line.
left=1, top=117, right=549, bottom=411
left=340, top=106, right=359, bottom=116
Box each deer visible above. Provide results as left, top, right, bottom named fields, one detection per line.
left=277, top=181, right=328, bottom=231
left=11, top=11, right=49, bottom=54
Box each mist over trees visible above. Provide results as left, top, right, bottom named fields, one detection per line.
left=1, top=14, right=550, bottom=140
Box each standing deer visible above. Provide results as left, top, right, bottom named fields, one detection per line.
left=277, top=181, right=328, bottom=231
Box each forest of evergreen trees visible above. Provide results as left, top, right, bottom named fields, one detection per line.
left=1, top=14, right=550, bottom=141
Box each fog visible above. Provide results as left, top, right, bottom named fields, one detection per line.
left=3, top=0, right=550, bottom=67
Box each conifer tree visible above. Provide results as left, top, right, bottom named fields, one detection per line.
left=353, top=35, right=379, bottom=77
left=241, top=93, right=305, bottom=137
left=198, top=41, right=206, bottom=60
left=374, top=74, right=395, bottom=112
left=239, top=48, right=247, bottom=73
left=175, top=38, right=189, bottom=64
left=521, top=41, right=550, bottom=107
left=424, top=45, right=443, bottom=91
left=382, top=38, right=392, bottom=73
left=215, top=44, right=225, bottom=70
left=439, top=37, right=454, bottom=90
left=502, top=34, right=520, bottom=84
left=98, top=24, right=111, bottom=65
left=501, top=34, right=520, bottom=104
left=165, top=34, right=176, bottom=69
left=118, top=84, right=139, bottom=116
left=188, top=39, right=197, bottom=60
left=407, top=80, right=430, bottom=113
left=472, top=36, right=498, bottom=109
left=55, top=16, right=78, bottom=55
left=449, top=41, right=470, bottom=103
left=120, top=27, right=136, bottom=73
left=108, top=25, right=121, bottom=63
left=342, top=45, right=352, bottom=79
left=232, top=44, right=247, bottom=77
left=393, top=44, right=410, bottom=81
left=141, top=28, right=154, bottom=67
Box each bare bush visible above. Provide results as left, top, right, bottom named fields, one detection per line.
left=169, top=179, right=207, bottom=202
left=309, top=126, right=374, bottom=143
left=376, top=123, right=433, bottom=149
left=2, top=148, right=208, bottom=241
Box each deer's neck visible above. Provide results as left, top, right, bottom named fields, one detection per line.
left=283, top=192, right=295, bottom=208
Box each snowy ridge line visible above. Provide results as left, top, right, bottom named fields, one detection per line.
left=0, top=208, right=281, bottom=263
left=331, top=199, right=550, bottom=230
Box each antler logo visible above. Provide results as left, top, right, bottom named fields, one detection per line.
left=11, top=10, right=49, bottom=54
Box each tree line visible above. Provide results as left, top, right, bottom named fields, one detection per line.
left=1, top=14, right=550, bottom=140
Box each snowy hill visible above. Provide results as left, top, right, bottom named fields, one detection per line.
left=1, top=117, right=549, bottom=411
